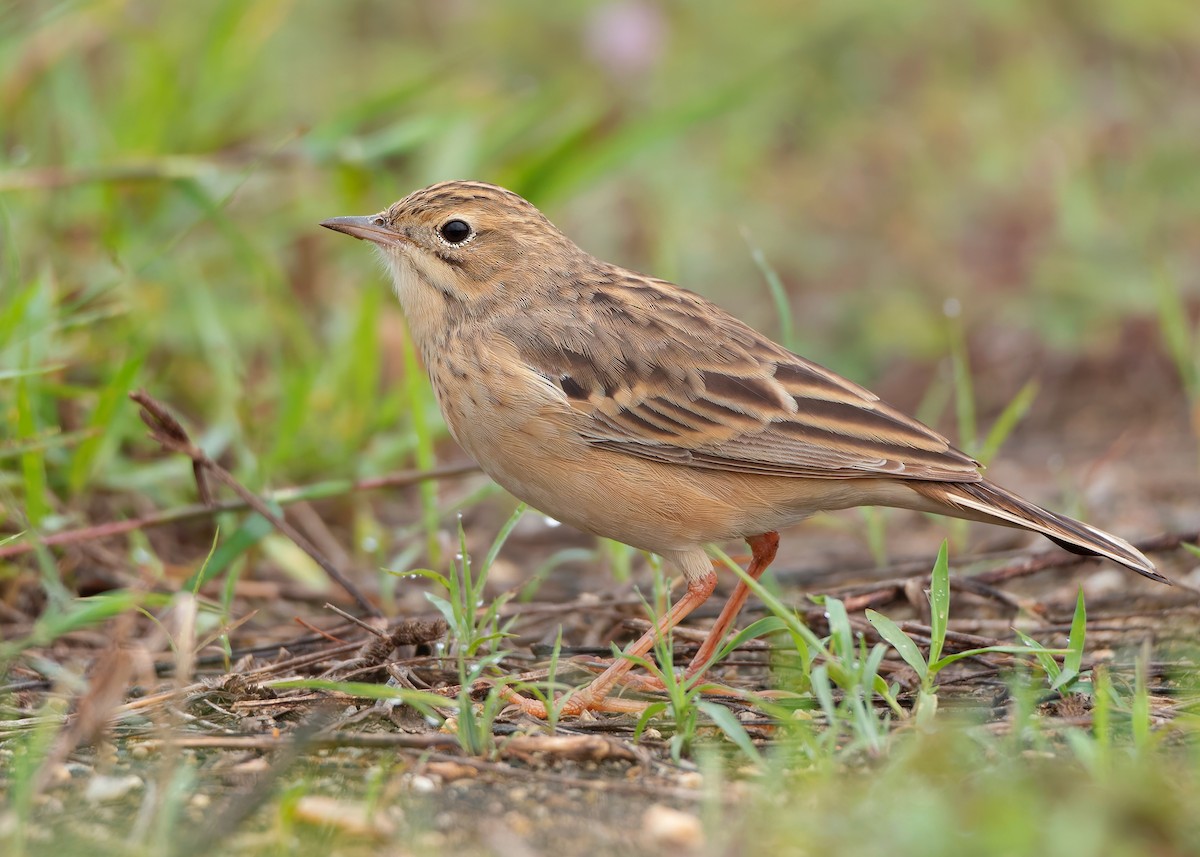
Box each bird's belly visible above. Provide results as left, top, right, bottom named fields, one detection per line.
left=444, top=398, right=696, bottom=551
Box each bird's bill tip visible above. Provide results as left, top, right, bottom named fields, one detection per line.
left=319, top=215, right=402, bottom=244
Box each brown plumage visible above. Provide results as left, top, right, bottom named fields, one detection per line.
left=322, top=180, right=1164, bottom=716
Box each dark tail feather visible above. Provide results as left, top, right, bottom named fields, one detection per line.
left=910, top=480, right=1166, bottom=584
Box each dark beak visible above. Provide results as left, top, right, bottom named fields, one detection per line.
left=319, top=215, right=406, bottom=246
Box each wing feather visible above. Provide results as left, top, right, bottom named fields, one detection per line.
left=496, top=269, right=982, bottom=483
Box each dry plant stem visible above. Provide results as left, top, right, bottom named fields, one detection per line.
left=129, top=390, right=381, bottom=618
left=0, top=461, right=478, bottom=560
left=132, top=732, right=461, bottom=752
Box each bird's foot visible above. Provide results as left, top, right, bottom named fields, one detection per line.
left=500, top=685, right=650, bottom=718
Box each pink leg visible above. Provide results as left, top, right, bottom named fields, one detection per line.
left=684, top=532, right=779, bottom=676
left=610, top=532, right=781, bottom=692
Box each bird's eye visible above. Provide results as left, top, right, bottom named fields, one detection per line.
left=439, top=219, right=472, bottom=244
left=372, top=215, right=387, bottom=226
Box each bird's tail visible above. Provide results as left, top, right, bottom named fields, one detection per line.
left=910, top=479, right=1165, bottom=583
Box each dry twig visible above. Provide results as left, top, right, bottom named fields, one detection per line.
left=129, top=390, right=381, bottom=617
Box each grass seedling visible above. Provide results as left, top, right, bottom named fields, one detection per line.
left=279, top=650, right=511, bottom=758
left=401, top=503, right=526, bottom=657
left=627, top=652, right=766, bottom=766
left=1061, top=639, right=1164, bottom=776
left=866, top=541, right=1073, bottom=725
left=387, top=505, right=531, bottom=750
left=1013, top=586, right=1088, bottom=693
left=504, top=625, right=580, bottom=732
left=449, top=650, right=510, bottom=757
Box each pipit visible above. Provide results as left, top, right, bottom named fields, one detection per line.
left=322, top=180, right=1164, bottom=717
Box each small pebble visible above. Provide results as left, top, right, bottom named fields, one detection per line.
left=1080, top=568, right=1126, bottom=599
left=504, top=810, right=534, bottom=838
left=293, top=795, right=396, bottom=838
left=409, top=774, right=438, bottom=793
left=424, top=761, right=477, bottom=782
left=642, top=803, right=704, bottom=850
left=84, top=774, right=143, bottom=804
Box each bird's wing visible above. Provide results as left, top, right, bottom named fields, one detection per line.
left=498, top=271, right=982, bottom=483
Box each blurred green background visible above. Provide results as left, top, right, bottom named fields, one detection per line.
left=2, top=0, right=1198, bottom=535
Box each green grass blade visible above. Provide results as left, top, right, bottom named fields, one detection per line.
left=181, top=512, right=273, bottom=591
left=1049, top=587, right=1087, bottom=691
left=927, top=541, right=950, bottom=666
left=1014, top=629, right=1063, bottom=680
left=713, top=547, right=828, bottom=666
left=743, top=229, right=796, bottom=351
left=947, top=312, right=977, bottom=453
left=15, top=372, right=50, bottom=527
left=1154, top=269, right=1198, bottom=398
left=67, top=349, right=144, bottom=493
left=0, top=590, right=147, bottom=661
left=697, top=700, right=764, bottom=766
left=865, top=609, right=928, bottom=680
left=823, top=596, right=854, bottom=660
left=271, top=678, right=455, bottom=717
left=976, top=380, right=1039, bottom=465
left=481, top=502, right=527, bottom=573
left=932, top=644, right=1067, bottom=674
left=713, top=615, right=791, bottom=665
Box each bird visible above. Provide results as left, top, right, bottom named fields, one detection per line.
left=321, top=180, right=1164, bottom=717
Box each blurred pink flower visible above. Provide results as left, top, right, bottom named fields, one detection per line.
left=584, top=1, right=668, bottom=78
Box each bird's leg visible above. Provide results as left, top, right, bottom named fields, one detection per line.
left=609, top=531, right=781, bottom=694
left=503, top=570, right=718, bottom=718
left=552, top=531, right=782, bottom=699
left=684, top=531, right=779, bottom=677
